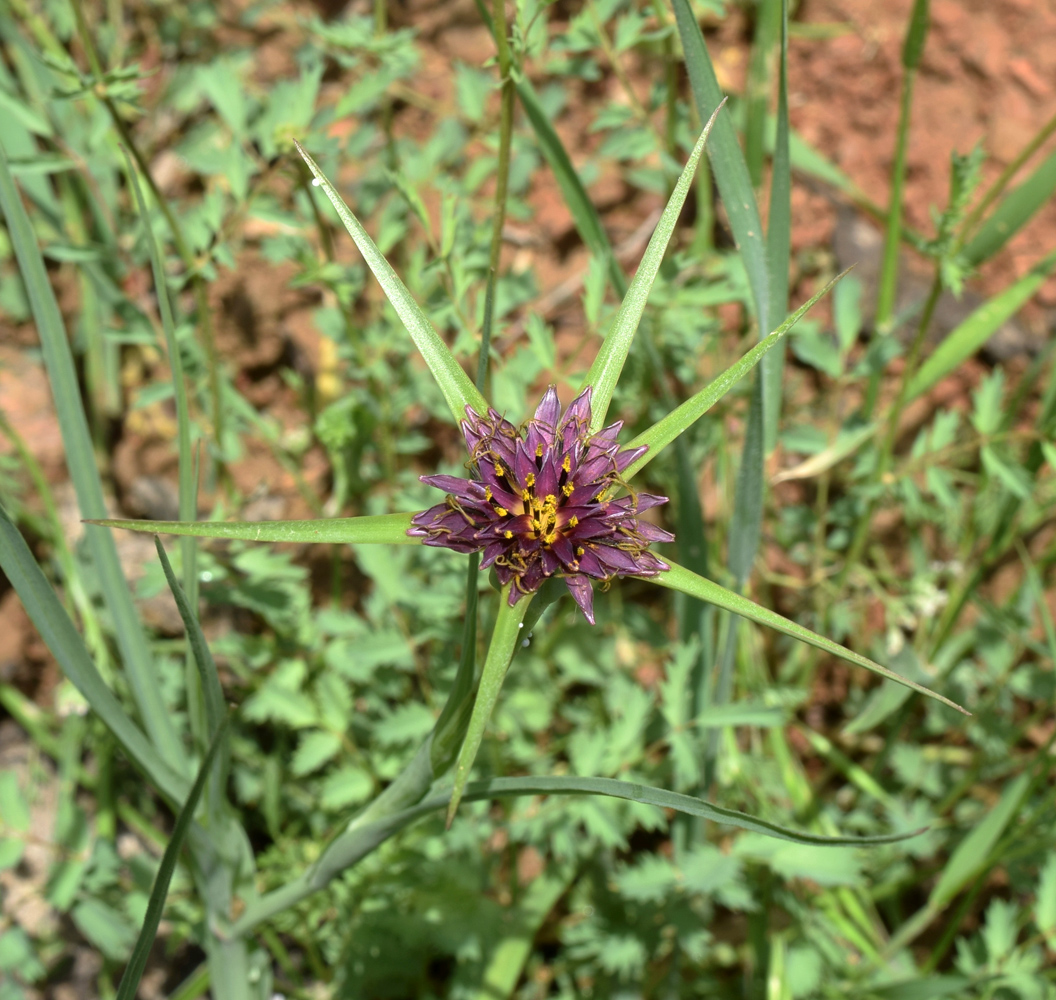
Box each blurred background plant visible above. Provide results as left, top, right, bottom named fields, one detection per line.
left=1, top=0, right=1056, bottom=997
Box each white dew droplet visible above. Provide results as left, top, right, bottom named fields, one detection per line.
left=311, top=177, right=322, bottom=187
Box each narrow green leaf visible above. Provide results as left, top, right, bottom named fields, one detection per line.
left=584, top=104, right=724, bottom=433
left=624, top=270, right=849, bottom=481
left=513, top=74, right=624, bottom=293
left=122, top=152, right=195, bottom=533
left=0, top=504, right=188, bottom=803
left=651, top=560, right=968, bottom=715
left=763, top=0, right=791, bottom=451
left=696, top=703, right=785, bottom=728
left=85, top=512, right=418, bottom=545
left=906, top=248, right=1056, bottom=400
left=474, top=0, right=625, bottom=295
left=672, top=0, right=770, bottom=338
left=479, top=866, right=576, bottom=998
left=114, top=716, right=229, bottom=1000
left=447, top=590, right=531, bottom=825
left=154, top=540, right=225, bottom=755
left=418, top=775, right=921, bottom=847
left=867, top=977, right=971, bottom=1000
left=0, top=145, right=183, bottom=766
left=293, top=141, right=488, bottom=425
left=875, top=0, right=928, bottom=327
left=963, top=150, right=1056, bottom=266
left=929, top=772, right=1030, bottom=908
left=728, top=374, right=765, bottom=587
left=234, top=757, right=923, bottom=936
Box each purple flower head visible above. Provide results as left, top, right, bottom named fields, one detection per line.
left=408, top=386, right=673, bottom=624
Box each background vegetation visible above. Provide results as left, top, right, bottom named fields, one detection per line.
left=1, top=0, right=1056, bottom=997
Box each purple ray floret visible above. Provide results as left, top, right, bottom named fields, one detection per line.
left=408, top=385, right=673, bottom=624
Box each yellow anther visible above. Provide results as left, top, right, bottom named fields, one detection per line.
left=536, top=442, right=544, bottom=458
left=504, top=530, right=513, bottom=539
left=545, top=494, right=557, bottom=506
left=568, top=515, right=579, bottom=528
left=494, top=463, right=505, bottom=477
left=562, top=483, right=574, bottom=497
left=484, top=486, right=493, bottom=501
left=576, top=546, right=585, bottom=556
left=525, top=473, right=536, bottom=487
left=562, top=455, right=571, bottom=473
left=494, top=506, right=508, bottom=517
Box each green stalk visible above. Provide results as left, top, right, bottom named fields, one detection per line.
left=841, top=272, right=943, bottom=587
left=874, top=0, right=929, bottom=332
left=69, top=0, right=226, bottom=454
left=477, top=0, right=516, bottom=395
left=959, top=107, right=1056, bottom=243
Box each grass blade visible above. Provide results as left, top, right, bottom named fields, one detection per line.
left=584, top=104, right=724, bottom=433
left=474, top=0, right=625, bottom=296
left=875, top=0, right=929, bottom=328
left=671, top=0, right=770, bottom=338
left=763, top=0, right=791, bottom=451
left=906, top=248, right=1056, bottom=400
left=293, top=141, right=488, bottom=425
left=514, top=74, right=625, bottom=294
left=624, top=270, right=847, bottom=480
left=651, top=559, right=968, bottom=715
left=0, top=144, right=184, bottom=767
left=929, top=771, right=1030, bottom=909
left=0, top=503, right=188, bottom=803
left=86, top=512, right=418, bottom=545
left=447, top=590, right=531, bottom=825
left=154, top=540, right=226, bottom=763
left=727, top=379, right=765, bottom=586
left=114, top=715, right=230, bottom=1000
left=962, top=149, right=1056, bottom=266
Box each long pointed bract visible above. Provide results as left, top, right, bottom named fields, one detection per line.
left=294, top=140, right=489, bottom=425
left=584, top=101, right=726, bottom=433
left=651, top=560, right=969, bottom=715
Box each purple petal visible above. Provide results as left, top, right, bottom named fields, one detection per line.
left=564, top=575, right=595, bottom=624
left=634, top=522, right=675, bottom=543
left=419, top=474, right=483, bottom=499
left=558, top=387, right=593, bottom=435
left=534, top=385, right=561, bottom=429
left=614, top=445, right=648, bottom=472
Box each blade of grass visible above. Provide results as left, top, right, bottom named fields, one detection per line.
left=962, top=149, right=1056, bottom=266
left=0, top=503, right=188, bottom=803
left=122, top=147, right=204, bottom=748
left=293, top=141, right=488, bottom=425
left=906, top=248, right=1056, bottom=400
left=231, top=768, right=924, bottom=936
left=651, top=559, right=968, bottom=714
left=584, top=103, right=725, bottom=432
left=744, top=0, right=781, bottom=188
left=624, top=270, right=849, bottom=480
left=671, top=0, right=770, bottom=340
left=447, top=590, right=531, bottom=825
left=883, top=771, right=1030, bottom=957
left=763, top=0, right=791, bottom=452
left=114, top=715, right=230, bottom=1000
left=875, top=0, right=929, bottom=329
left=0, top=144, right=184, bottom=767
left=474, top=0, right=625, bottom=296
left=85, top=512, right=418, bottom=545
left=154, top=539, right=227, bottom=805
